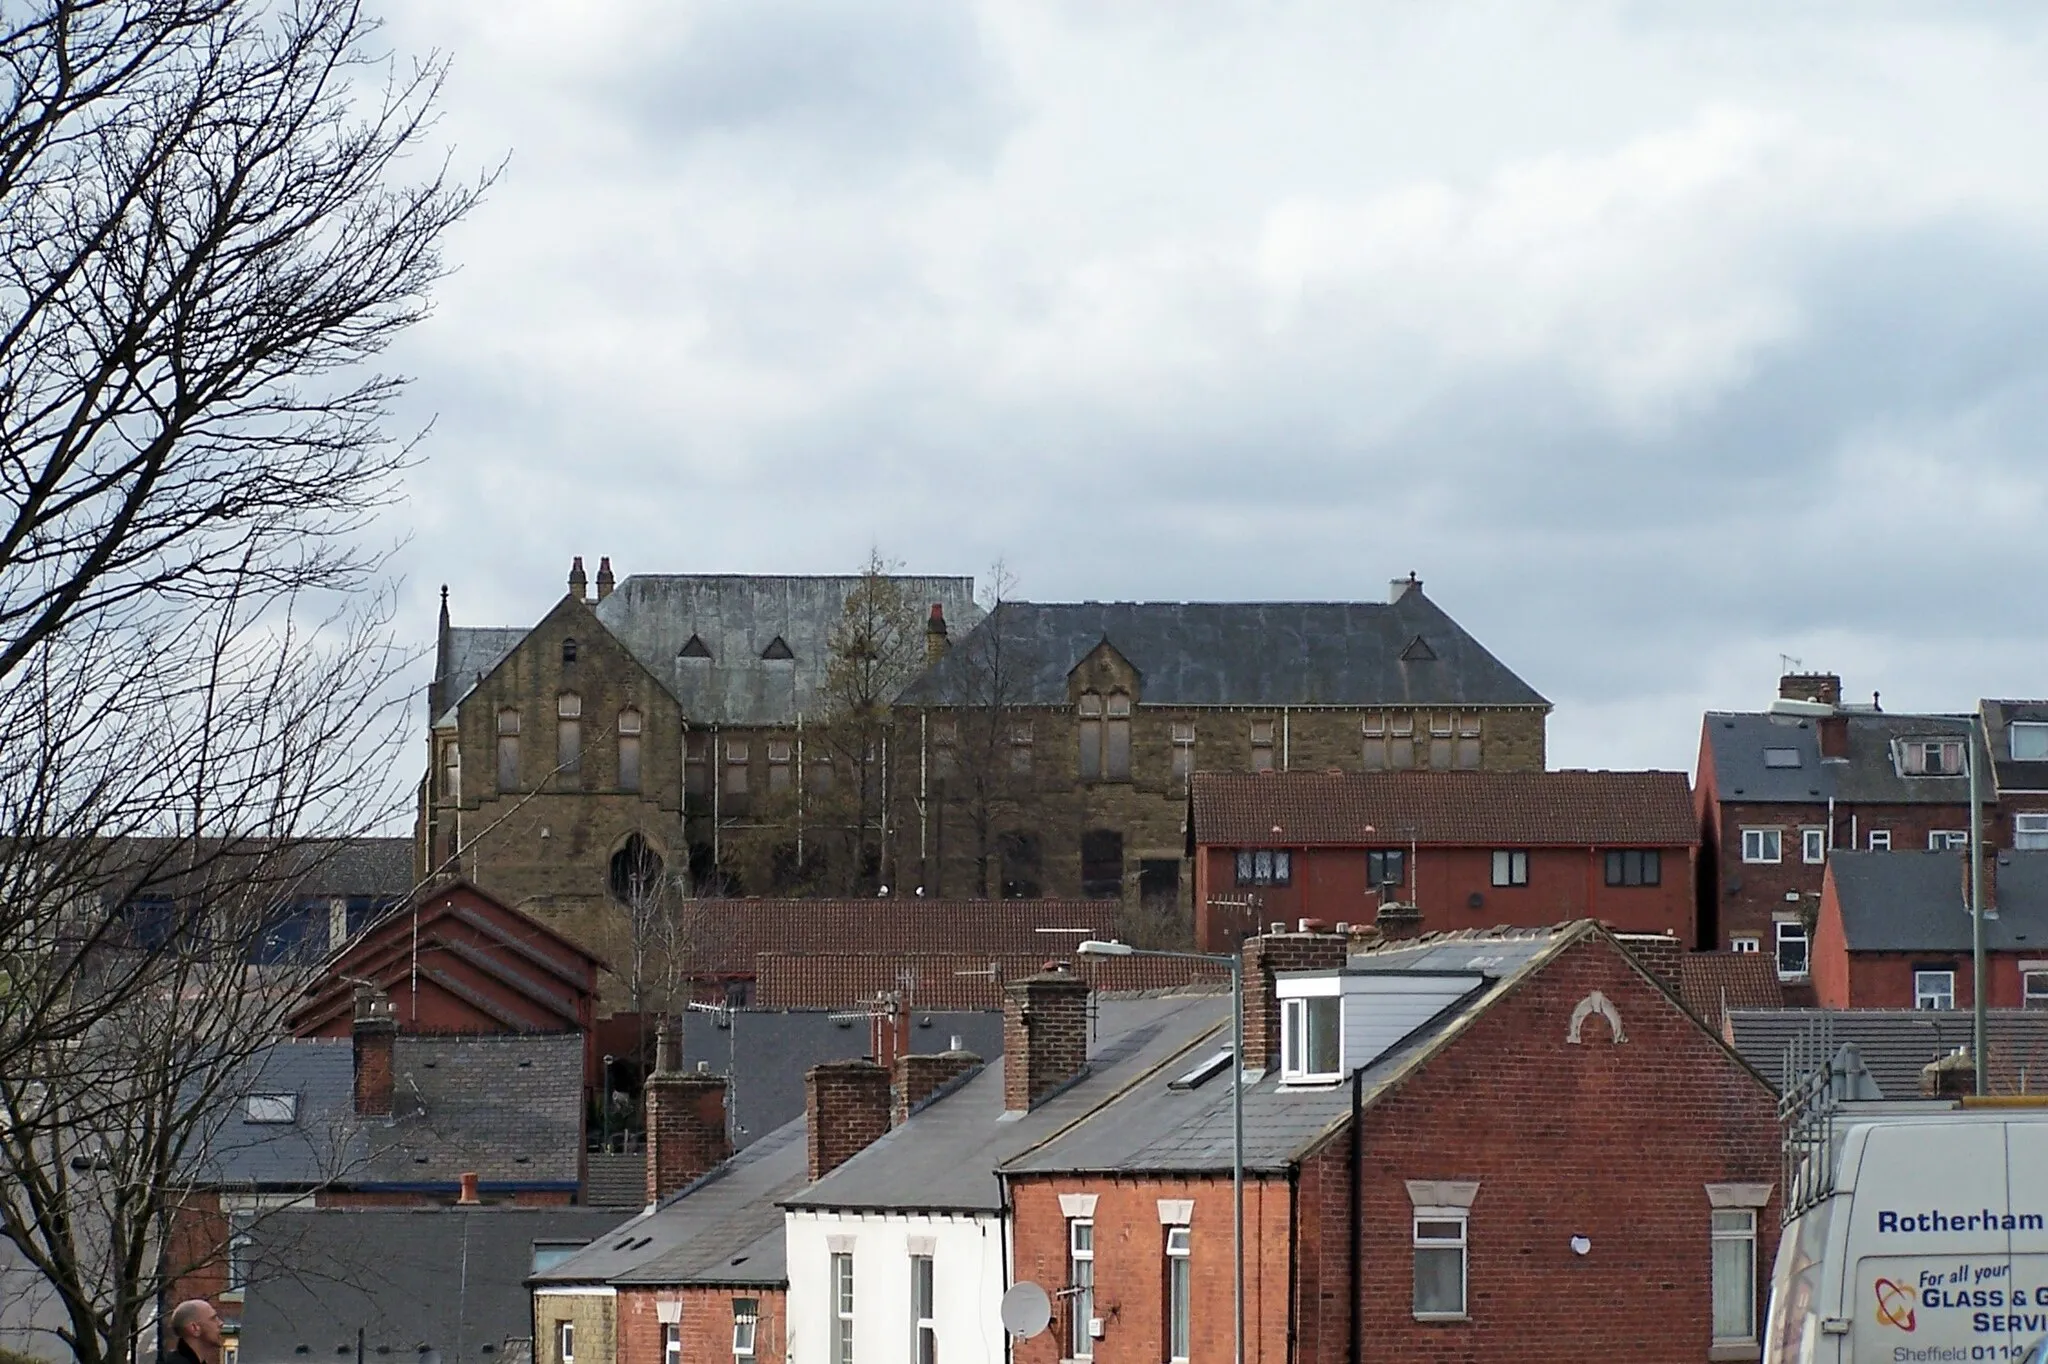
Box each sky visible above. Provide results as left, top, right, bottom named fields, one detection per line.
left=367, top=1, right=2048, bottom=775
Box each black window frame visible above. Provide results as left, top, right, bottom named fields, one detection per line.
left=1604, top=849, right=1662, bottom=887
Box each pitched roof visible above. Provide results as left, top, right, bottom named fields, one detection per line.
left=1188, top=769, right=1697, bottom=847
left=1701, top=710, right=1988, bottom=807
left=197, top=1034, right=584, bottom=1191
left=97, top=836, right=415, bottom=908
left=752, top=951, right=1229, bottom=1011
left=783, top=991, right=1231, bottom=1214
left=1725, top=1009, right=2048, bottom=1098
left=684, top=898, right=1121, bottom=977
left=236, top=1207, right=627, bottom=1364
left=896, top=591, right=1548, bottom=710
left=679, top=1009, right=1005, bottom=1148
left=1677, top=952, right=1784, bottom=1031
left=1828, top=850, right=2048, bottom=954
left=436, top=627, right=528, bottom=723
left=533, top=1117, right=812, bottom=1289
left=1982, top=700, right=2048, bottom=796
left=1001, top=928, right=1581, bottom=1177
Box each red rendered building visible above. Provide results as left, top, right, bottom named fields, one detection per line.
left=1189, top=769, right=1698, bottom=951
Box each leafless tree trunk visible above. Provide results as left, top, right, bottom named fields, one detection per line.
left=938, top=561, right=1043, bottom=898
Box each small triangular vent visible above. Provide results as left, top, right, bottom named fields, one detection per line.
left=1400, top=635, right=1437, bottom=662
left=761, top=636, right=795, bottom=661
left=678, top=634, right=712, bottom=660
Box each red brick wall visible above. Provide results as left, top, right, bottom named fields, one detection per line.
left=1006, top=1177, right=1295, bottom=1364
left=1315, top=931, right=1781, bottom=1363
left=1003, top=971, right=1091, bottom=1111
left=1713, top=800, right=1974, bottom=945
left=165, top=1194, right=231, bottom=1318
left=1242, top=932, right=1349, bottom=1072
left=617, top=1285, right=785, bottom=1364
left=1197, top=844, right=1695, bottom=950
left=645, top=1072, right=729, bottom=1203
left=805, top=1059, right=889, bottom=1181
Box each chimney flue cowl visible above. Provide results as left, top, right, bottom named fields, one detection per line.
left=1389, top=572, right=1422, bottom=603
left=457, top=1171, right=480, bottom=1205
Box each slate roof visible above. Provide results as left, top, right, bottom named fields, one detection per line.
left=1702, top=711, right=1987, bottom=807
left=784, top=991, right=1231, bottom=1213
left=753, top=951, right=1228, bottom=1011
left=435, top=627, right=527, bottom=723
left=1828, top=850, right=2048, bottom=954
left=1677, top=952, right=1784, bottom=1031
left=1982, top=700, right=2048, bottom=796
left=236, top=1207, right=627, bottom=1364
left=681, top=1009, right=1004, bottom=1148
left=896, top=590, right=1548, bottom=710
left=1725, top=1009, right=2048, bottom=1098
left=683, top=898, right=1117, bottom=978
left=1003, top=929, right=1574, bottom=1176
left=197, top=1034, right=583, bottom=1191
left=1189, top=769, right=1696, bottom=847
left=531, top=1117, right=812, bottom=1289
left=97, top=836, right=415, bottom=908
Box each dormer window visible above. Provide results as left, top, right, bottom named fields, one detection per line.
left=1898, top=739, right=1964, bottom=776
left=1282, top=995, right=1341, bottom=1082
left=2013, top=723, right=2048, bottom=762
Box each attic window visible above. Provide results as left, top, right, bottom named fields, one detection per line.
left=760, top=636, right=794, bottom=661
left=1762, top=748, right=1801, bottom=769
left=1400, top=635, right=1437, bottom=662
left=1168, top=1051, right=1233, bottom=1090
left=245, top=1094, right=297, bottom=1124
left=561, top=638, right=578, bottom=665
left=678, top=634, right=712, bottom=660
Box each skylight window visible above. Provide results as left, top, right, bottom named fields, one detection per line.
left=1763, top=748, right=1801, bottom=769
left=1168, top=1051, right=1233, bottom=1091
left=245, top=1094, right=297, bottom=1124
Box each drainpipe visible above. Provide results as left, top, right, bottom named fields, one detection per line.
left=1282, top=707, right=1291, bottom=771
left=1349, top=1064, right=1364, bottom=1364
left=711, top=724, right=720, bottom=874
left=796, top=712, right=805, bottom=868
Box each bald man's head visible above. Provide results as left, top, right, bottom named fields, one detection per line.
left=169, top=1299, right=222, bottom=1357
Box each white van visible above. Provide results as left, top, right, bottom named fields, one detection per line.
left=1767, top=1106, right=2048, bottom=1363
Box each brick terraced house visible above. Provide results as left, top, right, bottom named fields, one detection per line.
left=1187, top=768, right=1697, bottom=950
left=1810, top=849, right=2048, bottom=1011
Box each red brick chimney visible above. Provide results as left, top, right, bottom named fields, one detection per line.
left=806, top=1059, right=891, bottom=1182
left=1962, top=847, right=1999, bottom=913
left=1819, top=714, right=1849, bottom=760
left=1780, top=672, right=1842, bottom=706
left=352, top=986, right=396, bottom=1118
left=1241, top=929, right=1349, bottom=1075
left=925, top=603, right=950, bottom=664
left=644, top=1019, right=731, bottom=1204
left=892, top=1045, right=982, bottom=1126
left=1003, top=964, right=1091, bottom=1112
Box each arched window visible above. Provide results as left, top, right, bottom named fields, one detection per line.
left=609, top=835, right=665, bottom=906
left=1077, top=692, right=1104, bottom=780
left=618, top=708, right=642, bottom=792
left=562, top=637, right=578, bottom=664
left=496, top=709, right=520, bottom=790
left=557, top=693, right=582, bottom=774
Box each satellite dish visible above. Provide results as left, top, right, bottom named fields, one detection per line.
left=1000, top=1282, right=1052, bottom=1339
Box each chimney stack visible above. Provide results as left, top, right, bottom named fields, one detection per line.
left=568, top=556, right=588, bottom=602
left=644, top=1018, right=731, bottom=1204
left=1388, top=572, right=1422, bottom=603
left=1921, top=1047, right=1976, bottom=1099
left=925, top=603, right=950, bottom=664
left=1241, top=928, right=1350, bottom=1075
left=457, top=1171, right=480, bottom=1205
left=805, top=1059, right=891, bottom=1182
left=1819, top=713, right=1849, bottom=760
left=1963, top=847, right=2000, bottom=915
left=352, top=987, right=397, bottom=1118
left=892, top=1047, right=982, bottom=1126
left=1780, top=672, right=1842, bottom=706
left=869, top=994, right=910, bottom=1074
left=595, top=557, right=615, bottom=601
left=1002, top=964, right=1091, bottom=1112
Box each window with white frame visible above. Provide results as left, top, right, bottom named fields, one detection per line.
left=661, top=1324, right=679, bottom=1364
left=2018, top=814, right=2048, bottom=851
left=1741, top=828, right=1782, bottom=864
left=1915, top=969, right=1956, bottom=1011
left=910, top=1256, right=935, bottom=1364
left=1281, top=995, right=1341, bottom=1081
left=1730, top=936, right=1760, bottom=954
left=1711, top=1209, right=1758, bottom=1344
left=1775, top=921, right=1809, bottom=980
left=1491, top=850, right=1528, bottom=887
left=226, top=1213, right=253, bottom=1294
left=555, top=1322, right=573, bottom=1364
left=1868, top=829, right=1891, bottom=851
left=1166, top=1225, right=1192, bottom=1362
left=766, top=738, right=793, bottom=793
left=1068, top=1219, right=1095, bottom=1359
left=831, top=1253, right=855, bottom=1364
left=2027, top=972, right=2048, bottom=1010
left=2014, top=723, right=2048, bottom=762
left=1929, top=830, right=1968, bottom=851
left=1801, top=827, right=1827, bottom=864
left=1250, top=719, right=1276, bottom=773
left=1413, top=1211, right=1467, bottom=1318
left=1898, top=738, right=1965, bottom=776
left=733, top=1298, right=758, bottom=1359
left=1429, top=713, right=1454, bottom=770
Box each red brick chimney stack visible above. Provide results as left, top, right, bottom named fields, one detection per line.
left=1002, top=964, right=1091, bottom=1112
left=1963, top=847, right=1999, bottom=914
left=1818, top=713, right=1850, bottom=760
left=805, top=1059, right=891, bottom=1181
left=1241, top=928, right=1350, bottom=1075
left=644, top=1018, right=732, bottom=1204
left=892, top=1047, right=982, bottom=1126
left=352, top=986, right=396, bottom=1118
left=1780, top=672, right=1843, bottom=706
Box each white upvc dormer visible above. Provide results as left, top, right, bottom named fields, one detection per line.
left=1273, top=970, right=1486, bottom=1085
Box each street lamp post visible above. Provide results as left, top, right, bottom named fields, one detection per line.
left=1078, top=938, right=1245, bottom=1364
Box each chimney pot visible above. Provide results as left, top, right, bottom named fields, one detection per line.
left=457, top=1171, right=480, bottom=1205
